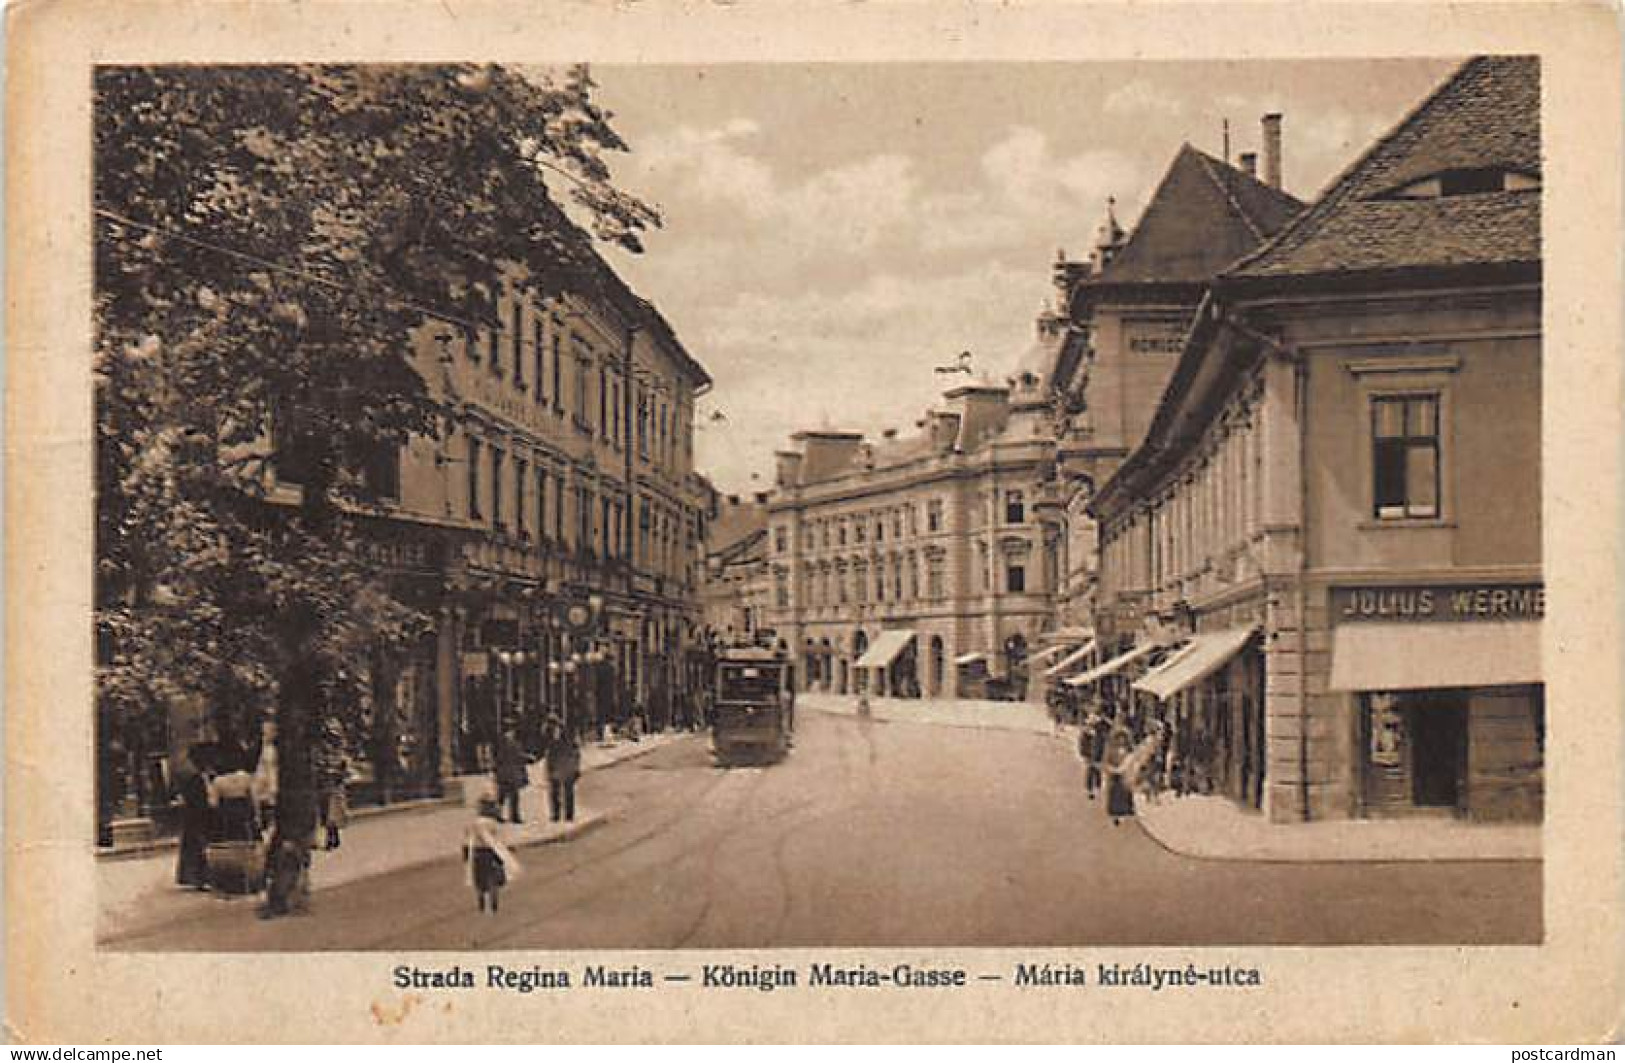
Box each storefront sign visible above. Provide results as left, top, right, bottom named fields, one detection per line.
left=1125, top=319, right=1189, bottom=356
left=1332, top=583, right=1544, bottom=624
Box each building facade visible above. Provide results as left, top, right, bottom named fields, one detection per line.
left=1088, top=56, right=1543, bottom=824
left=267, top=262, right=711, bottom=789
left=1044, top=132, right=1304, bottom=641
left=698, top=491, right=772, bottom=642
left=764, top=378, right=1058, bottom=699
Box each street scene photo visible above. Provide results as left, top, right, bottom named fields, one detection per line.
left=96, top=57, right=1543, bottom=950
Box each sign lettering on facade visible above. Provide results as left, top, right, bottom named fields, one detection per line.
left=1126, top=320, right=1188, bottom=355
left=1331, top=584, right=1545, bottom=623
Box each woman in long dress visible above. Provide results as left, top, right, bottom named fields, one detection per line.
left=1104, top=727, right=1138, bottom=825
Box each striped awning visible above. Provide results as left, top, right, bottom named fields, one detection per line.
left=1064, top=642, right=1161, bottom=688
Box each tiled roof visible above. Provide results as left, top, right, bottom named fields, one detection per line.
left=1091, top=145, right=1305, bottom=286
left=1228, top=56, right=1540, bottom=281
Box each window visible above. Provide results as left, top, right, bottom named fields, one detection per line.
left=599, top=362, right=608, bottom=439
left=821, top=522, right=830, bottom=550
left=533, top=315, right=546, bottom=402
left=775, top=569, right=789, bottom=609
left=927, top=499, right=943, bottom=532
left=489, top=323, right=502, bottom=377
left=575, top=347, right=590, bottom=431
left=463, top=322, right=480, bottom=364
left=553, top=474, right=565, bottom=542
left=363, top=438, right=399, bottom=501
left=893, top=511, right=904, bottom=538
left=837, top=520, right=847, bottom=547
left=511, top=300, right=524, bottom=387
left=875, top=516, right=885, bottom=543
left=466, top=437, right=482, bottom=521
left=1006, top=564, right=1026, bottom=594
left=892, top=557, right=903, bottom=600
left=490, top=446, right=505, bottom=530
left=978, top=541, right=990, bottom=591
left=1387, top=167, right=1540, bottom=199
left=1005, top=489, right=1025, bottom=524
left=837, top=563, right=849, bottom=604
left=611, top=379, right=622, bottom=447
left=926, top=553, right=945, bottom=601
left=515, top=457, right=528, bottom=536
left=551, top=330, right=563, bottom=412
left=774, top=526, right=788, bottom=554
left=855, top=519, right=867, bottom=544
left=855, top=561, right=868, bottom=603
left=537, top=467, right=549, bottom=542
left=1372, top=395, right=1440, bottom=519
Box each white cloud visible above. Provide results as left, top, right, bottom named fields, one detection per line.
left=1103, top=80, right=1187, bottom=118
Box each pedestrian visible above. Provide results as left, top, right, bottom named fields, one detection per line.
left=463, top=792, right=522, bottom=913
left=175, top=743, right=216, bottom=889
left=493, top=727, right=530, bottom=825
left=1103, top=726, right=1138, bottom=826
left=543, top=714, right=581, bottom=823
left=251, top=719, right=278, bottom=831
left=314, top=719, right=349, bottom=850
left=1081, top=712, right=1109, bottom=801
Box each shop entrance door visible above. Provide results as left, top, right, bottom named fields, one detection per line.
left=1409, top=695, right=1466, bottom=808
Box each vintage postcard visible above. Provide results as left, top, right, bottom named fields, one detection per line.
left=6, top=0, right=1622, bottom=1044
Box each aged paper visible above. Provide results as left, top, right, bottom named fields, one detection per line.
left=7, top=0, right=1622, bottom=1044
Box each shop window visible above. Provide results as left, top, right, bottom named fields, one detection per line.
left=1006, top=564, right=1026, bottom=593
left=1005, top=490, right=1026, bottom=524
left=1372, top=395, right=1441, bottom=519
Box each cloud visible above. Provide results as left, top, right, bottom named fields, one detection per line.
left=1103, top=80, right=1188, bottom=118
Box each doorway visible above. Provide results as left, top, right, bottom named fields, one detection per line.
left=1409, top=695, right=1467, bottom=808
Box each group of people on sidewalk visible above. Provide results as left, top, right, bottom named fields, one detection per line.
left=466, top=712, right=583, bottom=915
left=173, top=718, right=350, bottom=898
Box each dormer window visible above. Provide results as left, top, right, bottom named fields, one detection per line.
left=1385, top=167, right=1539, bottom=200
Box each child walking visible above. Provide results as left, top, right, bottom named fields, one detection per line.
left=463, top=794, right=522, bottom=913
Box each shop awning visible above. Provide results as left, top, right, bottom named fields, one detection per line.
left=1328, top=622, right=1541, bottom=692
left=954, top=651, right=987, bottom=667
left=1064, top=642, right=1162, bottom=688
left=1132, top=626, right=1258, bottom=700
left=856, top=630, right=916, bottom=670
left=1028, top=644, right=1069, bottom=666
left=1042, top=640, right=1098, bottom=678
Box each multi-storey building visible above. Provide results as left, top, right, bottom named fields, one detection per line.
left=1043, top=129, right=1304, bottom=638
left=1088, top=56, right=1542, bottom=824
left=275, top=258, right=710, bottom=787
left=763, top=377, right=1057, bottom=699
left=698, top=491, right=772, bottom=642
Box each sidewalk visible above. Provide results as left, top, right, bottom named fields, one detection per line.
left=98, top=728, right=696, bottom=942
left=802, top=692, right=1053, bottom=734
left=1133, top=792, right=1542, bottom=863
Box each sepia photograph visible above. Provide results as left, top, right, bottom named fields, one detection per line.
left=8, top=0, right=1621, bottom=1045
left=90, top=55, right=1546, bottom=952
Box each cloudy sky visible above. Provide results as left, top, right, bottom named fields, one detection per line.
left=590, top=59, right=1460, bottom=493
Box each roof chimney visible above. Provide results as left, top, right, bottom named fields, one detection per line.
left=1238, top=151, right=1258, bottom=178
left=1261, top=113, right=1283, bottom=189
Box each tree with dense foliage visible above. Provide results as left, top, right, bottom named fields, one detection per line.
left=94, top=64, right=657, bottom=910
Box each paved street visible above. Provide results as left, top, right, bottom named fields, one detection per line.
left=107, top=706, right=1540, bottom=950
